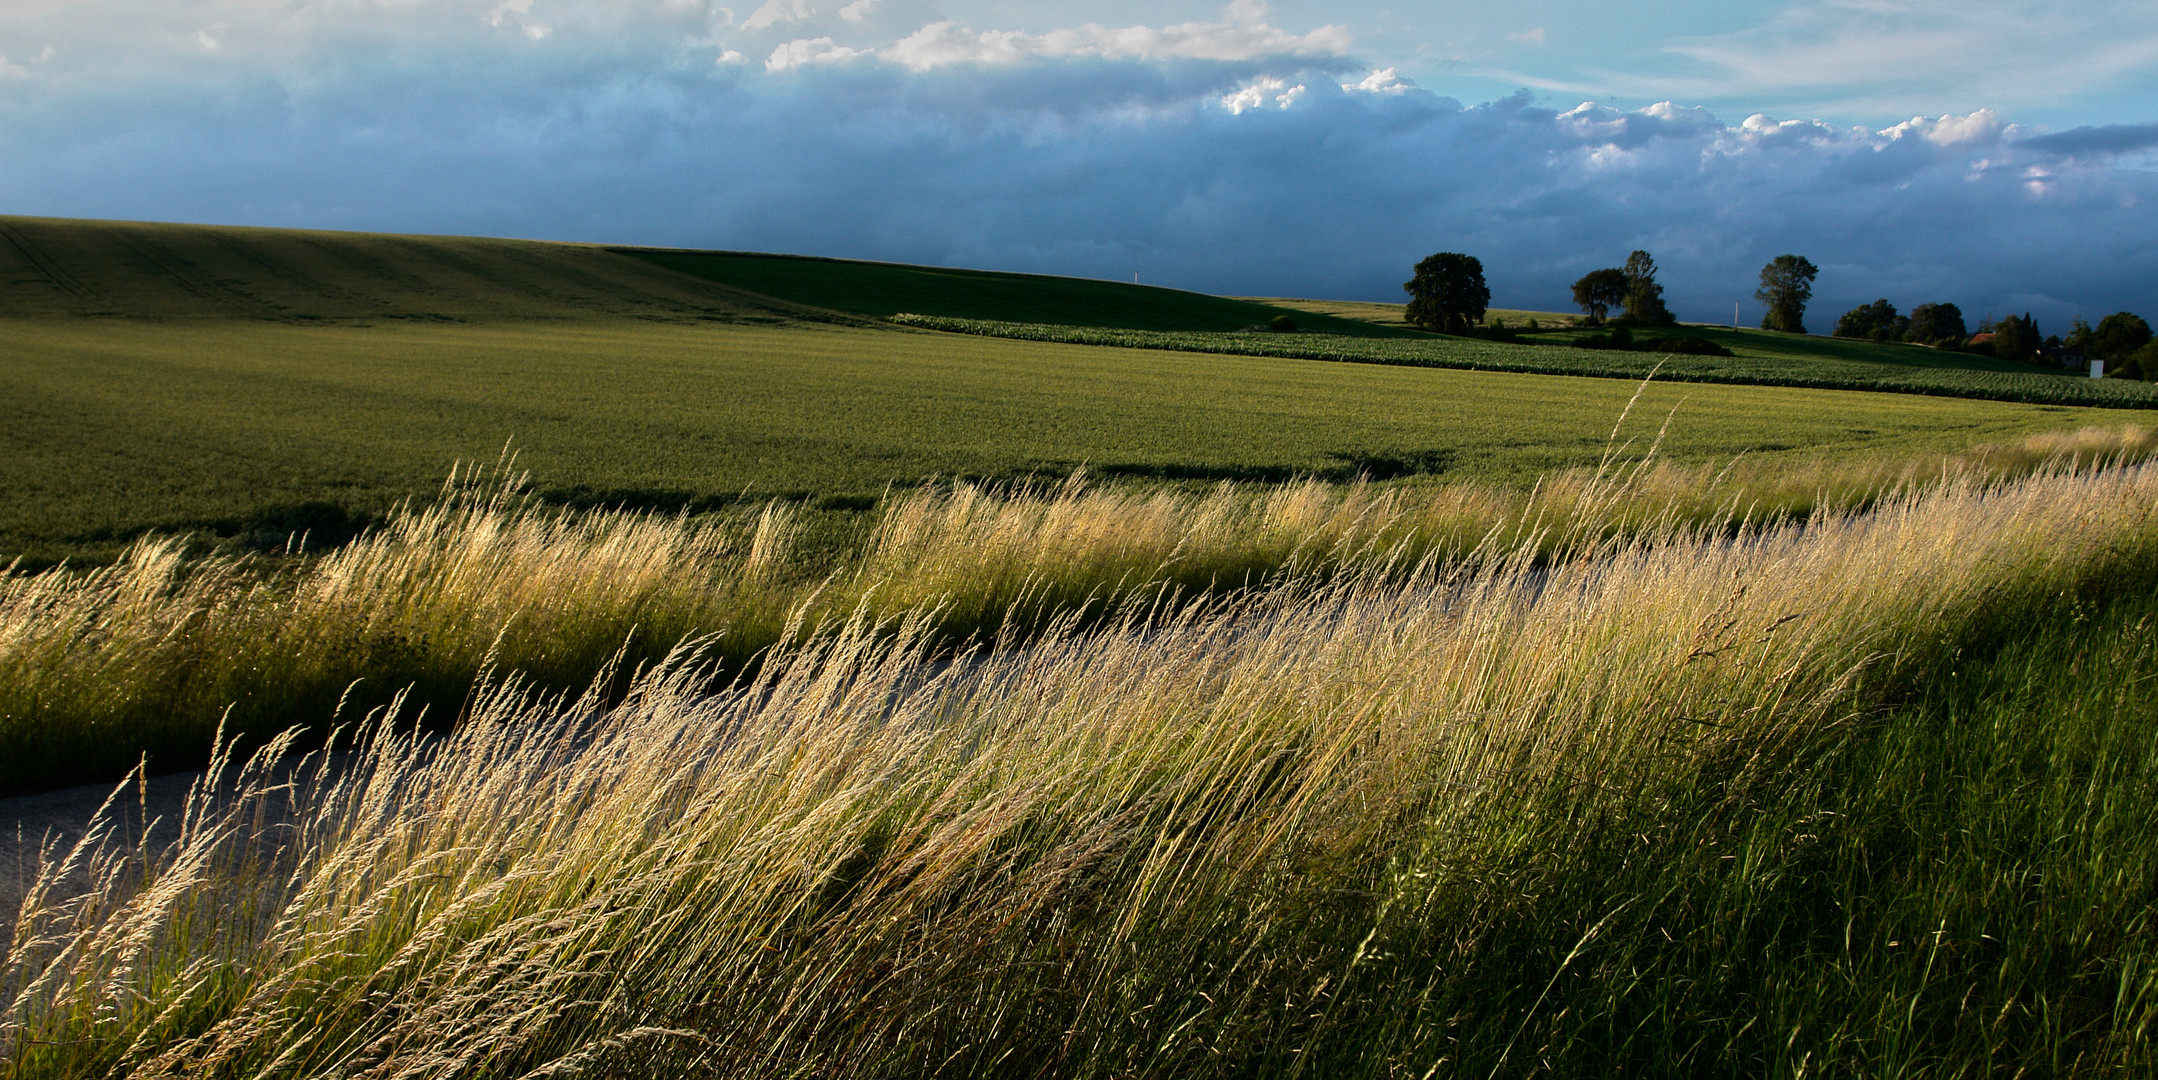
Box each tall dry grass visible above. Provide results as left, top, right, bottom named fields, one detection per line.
left=3, top=425, right=2154, bottom=796
left=0, top=462, right=809, bottom=793
left=4, top=458, right=2154, bottom=1076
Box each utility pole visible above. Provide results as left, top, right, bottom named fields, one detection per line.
left=1733, top=301, right=1740, bottom=328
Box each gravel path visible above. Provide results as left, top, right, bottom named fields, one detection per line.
left=2, top=770, right=202, bottom=938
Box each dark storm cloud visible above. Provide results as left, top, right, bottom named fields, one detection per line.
left=0, top=1, right=2151, bottom=325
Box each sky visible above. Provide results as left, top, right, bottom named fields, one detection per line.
left=1, top=0, right=2154, bottom=325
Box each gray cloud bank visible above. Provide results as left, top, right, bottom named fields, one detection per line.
left=2017, top=122, right=2158, bottom=159
left=1, top=1, right=2153, bottom=326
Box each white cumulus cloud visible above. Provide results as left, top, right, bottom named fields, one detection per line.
left=1344, top=67, right=1414, bottom=95
left=1220, top=75, right=1304, bottom=113
left=876, top=15, right=1350, bottom=71
left=766, top=35, right=863, bottom=70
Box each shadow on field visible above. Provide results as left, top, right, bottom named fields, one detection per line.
left=1078, top=449, right=1456, bottom=484
left=536, top=485, right=803, bottom=516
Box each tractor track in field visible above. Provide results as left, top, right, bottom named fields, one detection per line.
left=0, top=221, right=104, bottom=306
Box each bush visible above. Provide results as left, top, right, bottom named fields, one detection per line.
left=1572, top=331, right=1732, bottom=357
left=1571, top=328, right=1633, bottom=351
left=2114, top=341, right=2158, bottom=381
left=1269, top=314, right=1297, bottom=333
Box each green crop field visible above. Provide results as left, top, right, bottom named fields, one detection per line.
left=0, top=215, right=2123, bottom=566
left=2, top=315, right=2102, bottom=567
left=617, top=248, right=1419, bottom=336
left=1248, top=296, right=1583, bottom=328
left=888, top=315, right=2158, bottom=409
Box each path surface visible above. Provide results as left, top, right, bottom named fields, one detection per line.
left=3, top=771, right=201, bottom=937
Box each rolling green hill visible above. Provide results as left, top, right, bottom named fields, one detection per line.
left=615, top=248, right=1422, bottom=336
left=0, top=215, right=856, bottom=324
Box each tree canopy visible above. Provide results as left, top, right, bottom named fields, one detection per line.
left=1988, top=313, right=2041, bottom=363
left=1570, top=268, right=1626, bottom=325
left=2071, top=312, right=2155, bottom=360
left=1404, top=252, right=1490, bottom=334
left=1755, top=255, right=1819, bottom=334
left=1619, top=250, right=1676, bottom=326
left=1833, top=299, right=1907, bottom=341
left=1905, top=303, right=1967, bottom=345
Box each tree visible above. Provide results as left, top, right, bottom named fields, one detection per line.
left=2118, top=340, right=2158, bottom=381
left=1905, top=302, right=1966, bottom=346
left=1570, top=268, right=1626, bottom=325
left=1754, top=255, right=1818, bottom=334
left=1989, top=313, right=2041, bottom=363
left=1404, top=252, right=1490, bottom=334
left=1618, top=250, right=1675, bottom=326
left=2086, top=312, right=2153, bottom=360
left=1834, top=298, right=1902, bottom=340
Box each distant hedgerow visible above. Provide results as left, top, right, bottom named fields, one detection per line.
left=889, top=314, right=2158, bottom=409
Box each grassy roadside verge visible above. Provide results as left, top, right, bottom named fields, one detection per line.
left=3, top=427, right=2153, bottom=799
left=890, top=315, right=2158, bottom=409
left=4, top=459, right=2155, bottom=1076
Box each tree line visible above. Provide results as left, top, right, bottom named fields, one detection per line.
left=1403, top=251, right=1815, bottom=334
left=1400, top=249, right=2154, bottom=379
left=1404, top=250, right=1725, bottom=356
left=1835, top=300, right=2156, bottom=379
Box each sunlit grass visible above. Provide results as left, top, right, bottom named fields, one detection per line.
left=4, top=454, right=2154, bottom=1076
left=5, top=425, right=2155, bottom=797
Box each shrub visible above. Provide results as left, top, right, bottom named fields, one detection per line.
left=2114, top=341, right=2158, bottom=381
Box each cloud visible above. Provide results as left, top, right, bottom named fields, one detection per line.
left=2018, top=121, right=2158, bottom=158
left=868, top=15, right=1350, bottom=72
left=1486, top=0, right=2158, bottom=121
left=0, top=1, right=2152, bottom=327
left=1220, top=75, right=1304, bottom=114
left=1506, top=28, right=1546, bottom=46
left=1880, top=109, right=2005, bottom=147
left=741, top=0, right=820, bottom=32
left=766, top=36, right=864, bottom=71
left=1343, top=67, right=1413, bottom=95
